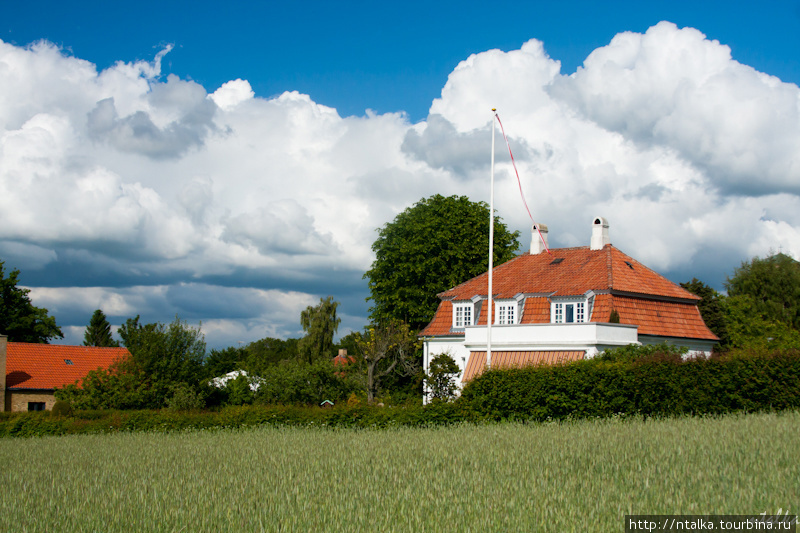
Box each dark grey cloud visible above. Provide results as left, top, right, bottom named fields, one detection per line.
left=221, top=201, right=336, bottom=256
left=87, top=95, right=216, bottom=159
left=401, top=114, right=531, bottom=176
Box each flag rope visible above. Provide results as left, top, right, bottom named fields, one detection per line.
left=494, top=112, right=550, bottom=253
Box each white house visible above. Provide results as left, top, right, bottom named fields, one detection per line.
left=419, top=217, right=718, bottom=399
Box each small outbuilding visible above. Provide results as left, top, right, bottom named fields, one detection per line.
left=1, top=335, right=129, bottom=411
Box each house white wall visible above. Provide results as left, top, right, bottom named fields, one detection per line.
left=422, top=323, right=714, bottom=402
left=422, top=322, right=639, bottom=401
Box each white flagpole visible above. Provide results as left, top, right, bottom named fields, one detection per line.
left=487, top=109, right=496, bottom=369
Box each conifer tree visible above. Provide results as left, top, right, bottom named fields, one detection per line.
left=83, top=309, right=119, bottom=347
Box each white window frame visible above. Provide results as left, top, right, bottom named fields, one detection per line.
left=494, top=300, right=517, bottom=325
left=453, top=302, right=474, bottom=328
left=551, top=298, right=588, bottom=324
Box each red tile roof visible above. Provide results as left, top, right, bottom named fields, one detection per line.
left=463, top=350, right=585, bottom=382
left=592, top=294, right=716, bottom=339
left=440, top=245, right=698, bottom=300
left=332, top=354, right=355, bottom=366
left=6, top=343, right=130, bottom=390
left=420, top=300, right=460, bottom=337
left=420, top=245, right=718, bottom=341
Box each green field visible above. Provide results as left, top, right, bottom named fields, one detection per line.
left=1, top=411, right=797, bottom=532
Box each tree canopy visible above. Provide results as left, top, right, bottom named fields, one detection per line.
left=58, top=315, right=207, bottom=409
left=118, top=316, right=207, bottom=393
left=724, top=252, right=800, bottom=330
left=364, top=194, right=521, bottom=331
left=721, top=294, right=800, bottom=351
left=0, top=260, right=62, bottom=343
left=353, top=320, right=419, bottom=403
left=83, top=309, right=119, bottom=347
left=680, top=278, right=729, bottom=346
left=298, top=296, right=340, bottom=364
left=425, top=352, right=461, bottom=402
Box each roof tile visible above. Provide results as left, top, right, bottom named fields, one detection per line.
left=6, top=343, right=130, bottom=390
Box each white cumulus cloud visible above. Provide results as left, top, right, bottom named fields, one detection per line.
left=1, top=22, right=799, bottom=348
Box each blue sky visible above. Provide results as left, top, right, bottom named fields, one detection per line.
left=1, top=1, right=799, bottom=348
left=5, top=0, right=799, bottom=121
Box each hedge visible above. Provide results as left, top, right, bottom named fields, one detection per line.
left=460, top=350, right=800, bottom=421
left=3, top=351, right=799, bottom=438
left=0, top=401, right=477, bottom=438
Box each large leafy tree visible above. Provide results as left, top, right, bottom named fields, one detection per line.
left=83, top=309, right=119, bottom=347
left=364, top=194, right=521, bottom=331
left=297, top=296, right=340, bottom=364
left=118, top=316, right=206, bottom=394
left=0, top=260, right=62, bottom=343
left=725, top=252, right=800, bottom=330
left=204, top=337, right=301, bottom=379
left=203, top=346, right=247, bottom=379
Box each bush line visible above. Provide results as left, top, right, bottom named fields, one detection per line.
left=2, top=350, right=798, bottom=438
left=460, top=349, right=800, bottom=420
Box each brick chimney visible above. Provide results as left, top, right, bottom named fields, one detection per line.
left=590, top=217, right=610, bottom=250
left=530, top=223, right=549, bottom=254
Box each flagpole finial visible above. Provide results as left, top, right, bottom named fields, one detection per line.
left=492, top=108, right=496, bottom=112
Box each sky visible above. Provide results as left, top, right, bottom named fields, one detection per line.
left=1, top=1, right=799, bottom=348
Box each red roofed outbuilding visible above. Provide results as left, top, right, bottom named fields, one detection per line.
left=420, top=217, right=718, bottom=400
left=0, top=335, right=129, bottom=411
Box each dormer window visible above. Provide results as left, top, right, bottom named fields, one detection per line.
left=495, top=301, right=518, bottom=325
left=453, top=303, right=473, bottom=328
left=551, top=299, right=587, bottom=323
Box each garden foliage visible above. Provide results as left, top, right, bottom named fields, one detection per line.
left=425, top=352, right=461, bottom=401
left=7, top=348, right=800, bottom=438
left=461, top=347, right=800, bottom=421
left=56, top=316, right=207, bottom=409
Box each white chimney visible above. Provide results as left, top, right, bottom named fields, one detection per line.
left=530, top=223, right=549, bottom=254
left=590, top=217, right=610, bottom=250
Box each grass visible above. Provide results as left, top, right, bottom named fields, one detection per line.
left=1, top=411, right=798, bottom=532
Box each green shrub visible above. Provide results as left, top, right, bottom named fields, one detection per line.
left=222, top=374, right=256, bottom=406
left=254, top=359, right=360, bottom=405
left=51, top=400, right=74, bottom=417
left=425, top=352, right=461, bottom=402
left=166, top=383, right=205, bottom=411
left=461, top=349, right=800, bottom=421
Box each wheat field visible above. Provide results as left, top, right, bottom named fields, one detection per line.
left=1, top=411, right=797, bottom=532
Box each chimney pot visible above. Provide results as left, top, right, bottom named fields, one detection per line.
left=530, top=223, right=549, bottom=254
left=590, top=217, right=610, bottom=250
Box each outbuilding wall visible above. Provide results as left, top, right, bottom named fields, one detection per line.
left=6, top=390, right=56, bottom=412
